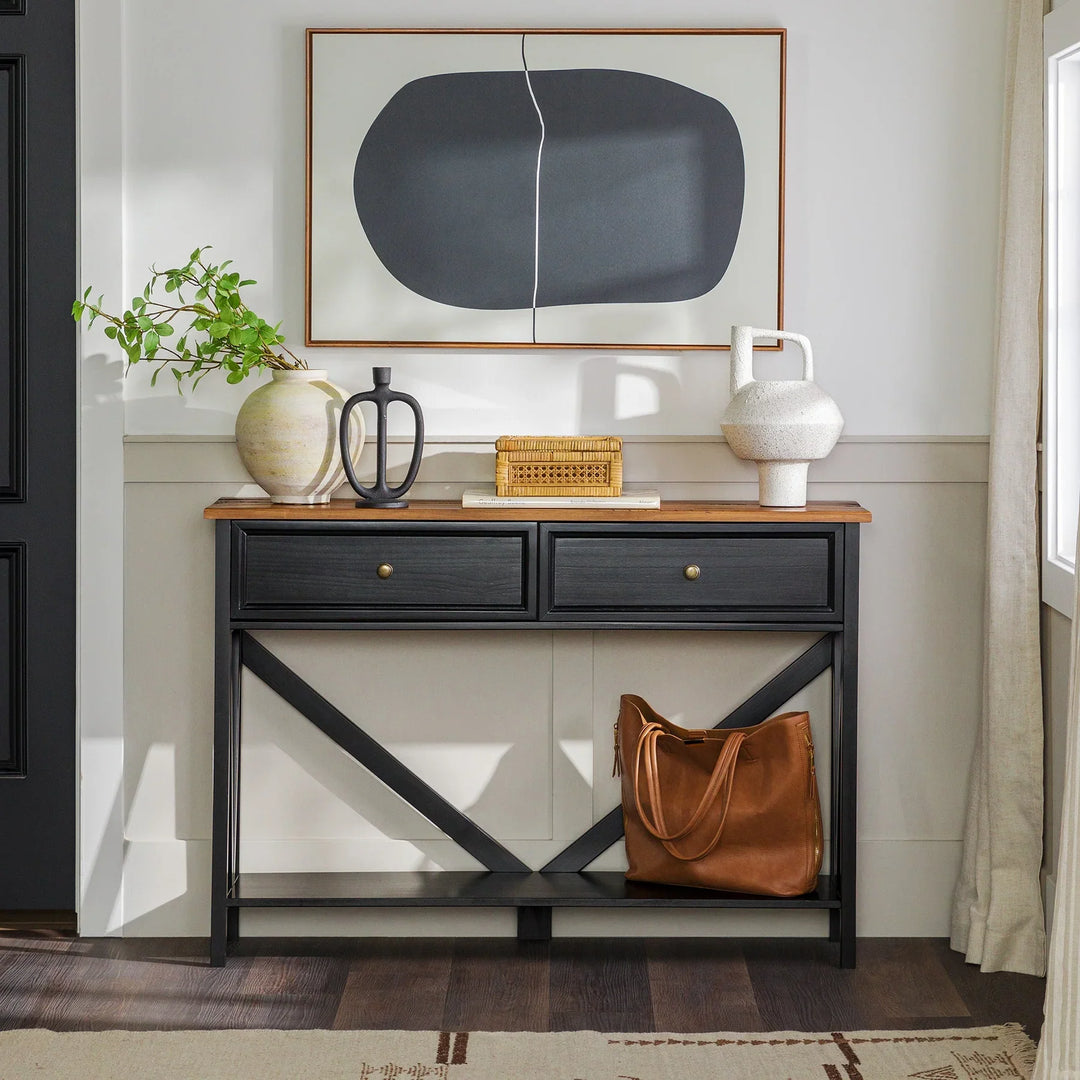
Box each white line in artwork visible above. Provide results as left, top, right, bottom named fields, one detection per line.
left=521, top=34, right=545, bottom=344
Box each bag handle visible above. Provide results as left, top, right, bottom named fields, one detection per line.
left=631, top=721, right=747, bottom=862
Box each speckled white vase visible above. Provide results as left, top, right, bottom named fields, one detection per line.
left=235, top=369, right=365, bottom=504
left=720, top=327, right=844, bottom=507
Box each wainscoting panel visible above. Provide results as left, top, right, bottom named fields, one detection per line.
left=122, top=438, right=986, bottom=937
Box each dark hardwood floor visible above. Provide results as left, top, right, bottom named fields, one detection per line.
left=0, top=935, right=1046, bottom=1039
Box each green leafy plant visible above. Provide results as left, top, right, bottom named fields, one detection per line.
left=72, top=246, right=306, bottom=392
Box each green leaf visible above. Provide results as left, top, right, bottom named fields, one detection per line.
left=172, top=368, right=183, bottom=381
left=164, top=277, right=177, bottom=293
left=156, top=322, right=175, bottom=337
left=71, top=300, right=84, bottom=320
left=144, top=330, right=160, bottom=355
left=136, top=315, right=153, bottom=331
left=238, top=279, right=256, bottom=288
left=226, top=370, right=245, bottom=384
left=83, top=285, right=92, bottom=301
left=227, top=327, right=244, bottom=347
left=104, top=325, right=118, bottom=340
left=150, top=367, right=159, bottom=386
left=209, top=320, right=230, bottom=338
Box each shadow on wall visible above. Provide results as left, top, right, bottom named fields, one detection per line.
left=119, top=840, right=210, bottom=941
left=82, top=351, right=124, bottom=413
left=577, top=355, right=696, bottom=435
left=79, top=352, right=126, bottom=935
left=237, top=657, right=587, bottom=872
left=122, top=393, right=250, bottom=435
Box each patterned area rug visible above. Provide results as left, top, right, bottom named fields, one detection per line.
left=0, top=1025, right=1036, bottom=1080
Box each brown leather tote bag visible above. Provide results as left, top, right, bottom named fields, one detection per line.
left=616, top=694, right=823, bottom=896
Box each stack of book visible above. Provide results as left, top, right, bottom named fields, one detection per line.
left=462, top=435, right=661, bottom=508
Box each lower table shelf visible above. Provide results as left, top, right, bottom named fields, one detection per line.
left=227, top=870, right=841, bottom=910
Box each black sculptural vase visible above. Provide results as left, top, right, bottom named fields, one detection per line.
left=339, top=367, right=424, bottom=508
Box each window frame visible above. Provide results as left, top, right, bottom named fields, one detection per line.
left=1044, top=0, right=1080, bottom=616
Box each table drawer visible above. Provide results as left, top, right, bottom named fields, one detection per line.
left=543, top=525, right=840, bottom=620
left=234, top=524, right=535, bottom=620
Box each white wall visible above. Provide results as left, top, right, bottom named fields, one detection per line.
left=78, top=0, right=1009, bottom=938
left=116, top=0, right=1005, bottom=438
left=77, top=0, right=126, bottom=935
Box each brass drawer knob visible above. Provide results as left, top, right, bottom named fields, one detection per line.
left=376, top=563, right=394, bottom=579
left=683, top=564, right=701, bottom=581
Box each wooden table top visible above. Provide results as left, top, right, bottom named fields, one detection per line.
left=204, top=499, right=872, bottom=524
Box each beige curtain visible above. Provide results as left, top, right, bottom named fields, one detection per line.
left=1034, top=510, right=1080, bottom=1075
left=950, top=0, right=1047, bottom=977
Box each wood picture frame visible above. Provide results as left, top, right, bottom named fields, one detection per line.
left=306, top=28, right=785, bottom=350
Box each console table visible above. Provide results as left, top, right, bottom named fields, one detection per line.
left=204, top=498, right=871, bottom=967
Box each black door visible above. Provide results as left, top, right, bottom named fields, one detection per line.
left=0, top=0, right=77, bottom=912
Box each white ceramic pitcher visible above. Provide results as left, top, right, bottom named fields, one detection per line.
left=720, top=326, right=844, bottom=507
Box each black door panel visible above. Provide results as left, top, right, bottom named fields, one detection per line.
left=0, top=1, right=76, bottom=910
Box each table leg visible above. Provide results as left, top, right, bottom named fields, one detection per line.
left=836, top=524, right=861, bottom=968
left=210, top=522, right=239, bottom=966
left=517, top=907, right=552, bottom=941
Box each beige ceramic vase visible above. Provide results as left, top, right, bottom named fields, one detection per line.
left=235, top=368, right=365, bottom=504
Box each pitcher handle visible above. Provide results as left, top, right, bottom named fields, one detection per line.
left=773, top=329, right=814, bottom=382
left=730, top=327, right=814, bottom=392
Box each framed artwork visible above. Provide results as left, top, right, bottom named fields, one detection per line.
left=306, top=28, right=785, bottom=350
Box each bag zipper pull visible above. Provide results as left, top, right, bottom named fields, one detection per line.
left=612, top=720, right=622, bottom=778
left=805, top=727, right=816, bottom=797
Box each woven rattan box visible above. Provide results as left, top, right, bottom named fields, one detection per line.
left=494, top=435, right=623, bottom=497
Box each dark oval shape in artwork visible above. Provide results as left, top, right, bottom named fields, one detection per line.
left=354, top=68, right=744, bottom=311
